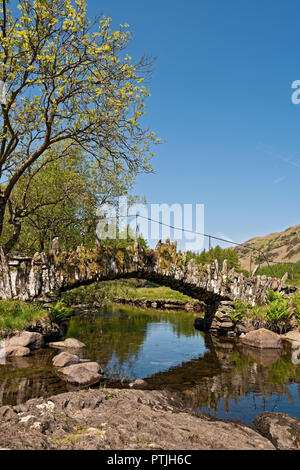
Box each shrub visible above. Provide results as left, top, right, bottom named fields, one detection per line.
left=265, top=290, right=292, bottom=334
left=231, top=301, right=248, bottom=322
left=49, top=300, right=73, bottom=324
left=266, top=290, right=283, bottom=303
left=292, top=292, right=300, bottom=325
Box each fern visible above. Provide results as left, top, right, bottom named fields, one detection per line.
left=49, top=300, right=73, bottom=324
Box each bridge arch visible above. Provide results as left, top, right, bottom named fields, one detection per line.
left=0, top=241, right=286, bottom=309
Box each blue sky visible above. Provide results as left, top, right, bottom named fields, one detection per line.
left=52, top=2, right=300, bottom=247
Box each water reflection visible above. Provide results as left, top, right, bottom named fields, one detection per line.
left=65, top=307, right=205, bottom=381
left=0, top=306, right=299, bottom=426
left=0, top=349, right=68, bottom=406
left=146, top=335, right=300, bottom=425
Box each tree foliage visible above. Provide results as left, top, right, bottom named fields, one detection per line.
left=2, top=143, right=143, bottom=253
left=186, top=245, right=245, bottom=273
left=257, top=262, right=300, bottom=286
left=0, top=0, right=157, bottom=252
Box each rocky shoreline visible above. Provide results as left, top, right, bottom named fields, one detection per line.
left=1, top=387, right=297, bottom=450
left=112, top=297, right=205, bottom=312
left=0, top=315, right=64, bottom=342
left=71, top=298, right=206, bottom=314
left=0, top=316, right=64, bottom=359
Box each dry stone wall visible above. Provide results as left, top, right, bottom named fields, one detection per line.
left=0, top=240, right=290, bottom=307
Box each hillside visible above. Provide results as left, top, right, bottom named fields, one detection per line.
left=234, top=224, right=300, bottom=272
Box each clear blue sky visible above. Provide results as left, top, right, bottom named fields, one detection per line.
left=90, top=1, right=300, bottom=247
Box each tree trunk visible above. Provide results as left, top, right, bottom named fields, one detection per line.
left=0, top=247, right=12, bottom=299
left=3, top=219, right=21, bottom=253
left=0, top=196, right=8, bottom=244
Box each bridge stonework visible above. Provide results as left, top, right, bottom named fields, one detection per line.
left=0, top=240, right=287, bottom=307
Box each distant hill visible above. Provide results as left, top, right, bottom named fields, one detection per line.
left=234, top=224, right=300, bottom=272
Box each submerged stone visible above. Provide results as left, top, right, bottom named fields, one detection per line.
left=5, top=346, right=30, bottom=357
left=194, top=317, right=207, bottom=331
left=48, top=338, right=86, bottom=349
left=129, top=379, right=148, bottom=389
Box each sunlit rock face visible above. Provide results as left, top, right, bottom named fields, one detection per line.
left=0, top=240, right=291, bottom=307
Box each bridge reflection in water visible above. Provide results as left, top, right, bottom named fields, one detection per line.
left=0, top=307, right=299, bottom=426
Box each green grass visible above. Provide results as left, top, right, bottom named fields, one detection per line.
left=62, top=279, right=196, bottom=305
left=117, top=285, right=196, bottom=302
left=0, top=301, right=47, bottom=332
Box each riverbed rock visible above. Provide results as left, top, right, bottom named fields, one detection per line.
left=5, top=346, right=30, bottom=357
left=281, top=330, right=300, bottom=345
left=0, top=389, right=275, bottom=450
left=52, top=352, right=80, bottom=369
left=194, top=317, right=207, bottom=331
left=48, top=338, right=86, bottom=349
left=27, top=316, right=64, bottom=342
left=254, top=412, right=300, bottom=450
left=63, top=338, right=86, bottom=348
left=5, top=331, right=44, bottom=351
left=234, top=317, right=255, bottom=336
left=129, top=379, right=148, bottom=390
left=57, top=362, right=103, bottom=386
left=240, top=328, right=282, bottom=349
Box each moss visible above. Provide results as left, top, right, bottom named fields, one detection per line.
left=55, top=427, right=106, bottom=446
left=115, top=249, right=125, bottom=270
left=176, top=253, right=186, bottom=269
left=158, top=244, right=175, bottom=270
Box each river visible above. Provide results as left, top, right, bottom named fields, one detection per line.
left=0, top=305, right=300, bottom=427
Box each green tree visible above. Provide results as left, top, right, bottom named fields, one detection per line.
left=0, top=0, right=157, bottom=252
left=2, top=144, right=142, bottom=253
left=186, top=245, right=243, bottom=272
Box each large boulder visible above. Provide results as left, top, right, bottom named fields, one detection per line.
left=48, top=338, right=86, bottom=350
left=57, top=362, right=104, bottom=386
left=281, top=330, right=300, bottom=345
left=5, top=331, right=44, bottom=351
left=241, top=328, right=282, bottom=349
left=52, top=352, right=80, bottom=369
left=254, top=412, right=300, bottom=450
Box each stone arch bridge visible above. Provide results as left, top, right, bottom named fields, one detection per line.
left=0, top=241, right=290, bottom=311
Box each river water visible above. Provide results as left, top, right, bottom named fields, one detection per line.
left=0, top=305, right=300, bottom=427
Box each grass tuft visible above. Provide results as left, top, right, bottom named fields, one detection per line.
left=0, top=301, right=47, bottom=332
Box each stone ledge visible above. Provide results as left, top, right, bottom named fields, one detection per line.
left=0, top=389, right=276, bottom=450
